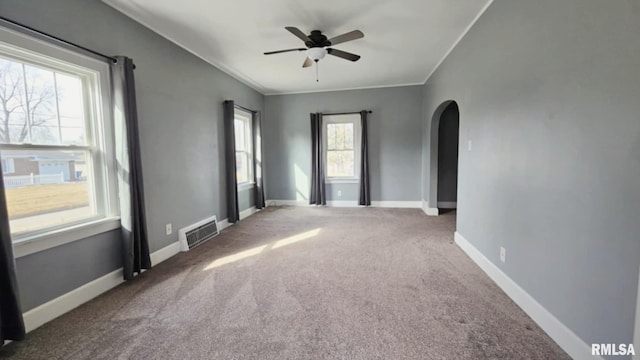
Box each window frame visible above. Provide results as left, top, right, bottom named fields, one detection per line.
left=0, top=25, right=120, bottom=257
left=234, top=108, right=254, bottom=190
left=323, top=114, right=361, bottom=183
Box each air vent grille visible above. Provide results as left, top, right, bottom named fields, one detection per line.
left=179, top=216, right=219, bottom=251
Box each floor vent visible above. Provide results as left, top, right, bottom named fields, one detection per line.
left=179, top=216, right=219, bottom=251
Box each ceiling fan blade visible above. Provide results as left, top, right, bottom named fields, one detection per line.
left=327, top=48, right=361, bottom=62
left=328, top=30, right=364, bottom=46
left=285, top=26, right=312, bottom=43
left=302, top=57, right=313, bottom=68
left=264, top=48, right=307, bottom=55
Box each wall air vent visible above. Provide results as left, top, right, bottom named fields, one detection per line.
left=178, top=216, right=219, bottom=251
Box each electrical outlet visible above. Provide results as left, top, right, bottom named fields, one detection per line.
left=337, top=190, right=342, bottom=197
left=468, top=140, right=473, bottom=151
left=166, top=223, right=172, bottom=235
left=500, top=247, right=506, bottom=263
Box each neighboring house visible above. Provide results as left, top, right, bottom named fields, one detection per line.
left=1, top=150, right=85, bottom=188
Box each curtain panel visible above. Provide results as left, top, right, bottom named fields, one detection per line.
left=224, top=101, right=240, bottom=223
left=113, top=56, right=151, bottom=281
left=359, top=110, right=371, bottom=206
left=0, top=160, right=25, bottom=342
left=309, top=113, right=326, bottom=205
left=252, top=111, right=266, bottom=209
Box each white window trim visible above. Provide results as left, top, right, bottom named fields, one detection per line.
left=323, top=114, right=361, bottom=184
left=234, top=108, right=254, bottom=186
left=12, top=217, right=121, bottom=258
left=0, top=25, right=119, bottom=255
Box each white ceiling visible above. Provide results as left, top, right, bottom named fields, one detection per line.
left=103, top=0, right=492, bottom=95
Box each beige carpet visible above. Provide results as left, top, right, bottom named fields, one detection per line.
left=0, top=206, right=569, bottom=359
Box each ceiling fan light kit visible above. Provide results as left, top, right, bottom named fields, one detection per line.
left=264, top=27, right=364, bottom=81
left=307, top=47, right=326, bottom=61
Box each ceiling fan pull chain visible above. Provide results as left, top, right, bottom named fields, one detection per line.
left=316, top=61, right=319, bottom=82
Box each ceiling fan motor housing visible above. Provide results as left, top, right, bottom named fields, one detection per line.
left=306, top=30, right=331, bottom=47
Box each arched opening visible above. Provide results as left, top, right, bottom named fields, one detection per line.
left=429, top=100, right=459, bottom=214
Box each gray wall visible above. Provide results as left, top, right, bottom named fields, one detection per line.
left=436, top=102, right=459, bottom=204
left=422, top=0, right=640, bottom=349
left=2, top=0, right=263, bottom=311
left=264, top=86, right=422, bottom=202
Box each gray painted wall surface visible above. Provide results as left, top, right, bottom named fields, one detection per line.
left=2, top=0, right=263, bottom=311
left=264, top=86, right=422, bottom=202
left=238, top=188, right=255, bottom=213
left=436, top=103, right=459, bottom=203
left=422, top=0, right=640, bottom=348
left=15, top=230, right=121, bottom=311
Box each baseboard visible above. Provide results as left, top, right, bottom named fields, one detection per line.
left=437, top=201, right=457, bottom=208
left=326, top=201, right=358, bottom=207
left=421, top=199, right=439, bottom=216
left=267, top=199, right=421, bottom=209
left=370, top=201, right=421, bottom=208
left=267, top=199, right=310, bottom=207
left=239, top=206, right=258, bottom=220
left=217, top=206, right=259, bottom=232
left=454, top=232, right=600, bottom=360
left=22, top=240, right=181, bottom=334
left=150, top=241, right=180, bottom=265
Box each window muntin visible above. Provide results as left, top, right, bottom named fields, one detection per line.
left=324, top=114, right=361, bottom=181
left=234, top=109, right=253, bottom=185
left=0, top=27, right=117, bottom=241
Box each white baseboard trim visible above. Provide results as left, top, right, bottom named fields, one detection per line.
left=150, top=241, right=180, bottom=265
left=454, top=232, right=600, bottom=360
left=218, top=206, right=259, bottom=231
left=370, top=201, right=421, bottom=208
left=239, top=206, right=258, bottom=220
left=421, top=199, right=439, bottom=216
left=267, top=199, right=421, bottom=209
left=437, top=201, right=457, bottom=208
left=267, top=199, right=310, bottom=207
left=327, top=201, right=358, bottom=207
left=22, top=240, right=181, bottom=334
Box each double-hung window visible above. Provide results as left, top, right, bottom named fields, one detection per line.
left=234, top=109, right=253, bottom=188
left=0, top=25, right=118, bottom=249
left=324, top=114, right=361, bottom=182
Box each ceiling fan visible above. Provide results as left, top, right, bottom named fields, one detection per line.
left=264, top=27, right=364, bottom=68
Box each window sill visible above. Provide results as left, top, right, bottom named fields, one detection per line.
left=13, top=217, right=121, bottom=258
left=326, top=178, right=359, bottom=184
left=237, top=182, right=255, bottom=191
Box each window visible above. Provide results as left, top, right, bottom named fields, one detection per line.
left=1, top=158, right=15, bottom=174
left=324, top=114, right=361, bottom=182
left=0, top=26, right=117, bottom=244
left=234, top=109, right=253, bottom=186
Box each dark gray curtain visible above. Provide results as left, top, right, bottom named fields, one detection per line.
left=359, top=111, right=371, bottom=206
left=224, top=101, right=239, bottom=223
left=252, top=111, right=265, bottom=209
left=309, top=113, right=326, bottom=205
left=112, top=56, right=151, bottom=281
left=0, top=161, right=25, bottom=343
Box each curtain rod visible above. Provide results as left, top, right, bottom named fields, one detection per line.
left=323, top=111, right=372, bottom=116
left=233, top=103, right=257, bottom=114
left=0, top=15, right=118, bottom=64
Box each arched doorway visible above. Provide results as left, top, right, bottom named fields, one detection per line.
left=429, top=101, right=459, bottom=213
